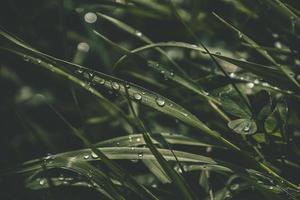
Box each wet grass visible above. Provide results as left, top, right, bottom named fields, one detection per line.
left=1, top=0, right=300, bottom=199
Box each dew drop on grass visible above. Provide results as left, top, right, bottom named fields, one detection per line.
left=254, top=79, right=260, bottom=84
left=112, top=82, right=120, bottom=90
left=230, top=184, right=239, bottom=190
left=99, top=78, right=105, bottom=85
left=75, top=68, right=85, bottom=74
left=84, top=12, right=97, bottom=23
left=136, top=137, right=141, bottom=142
left=133, top=93, right=142, bottom=101
left=39, top=179, right=46, bottom=185
left=262, top=82, right=269, bottom=87
left=155, top=97, right=165, bottom=107
left=247, top=82, right=254, bottom=88
left=91, top=152, right=99, bottom=159
left=135, top=30, right=142, bottom=37
left=58, top=175, right=64, bottom=181
left=244, top=125, right=250, bottom=132
left=23, top=55, right=30, bottom=62
left=229, top=73, right=236, bottom=78
left=170, top=72, right=174, bottom=77
left=238, top=31, right=243, bottom=39
left=274, top=41, right=282, bottom=49
left=77, top=42, right=90, bottom=52
left=138, top=152, right=143, bottom=158
left=125, top=83, right=130, bottom=89
left=203, top=91, right=209, bottom=96
left=182, top=112, right=188, bottom=117
left=84, top=155, right=90, bottom=159
left=36, top=59, right=42, bottom=64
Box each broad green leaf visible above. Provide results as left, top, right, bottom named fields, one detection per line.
left=220, top=90, right=251, bottom=118
left=228, top=119, right=257, bottom=135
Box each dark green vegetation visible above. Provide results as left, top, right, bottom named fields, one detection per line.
left=1, top=0, right=300, bottom=199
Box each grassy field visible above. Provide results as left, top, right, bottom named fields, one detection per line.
left=1, top=0, right=300, bottom=199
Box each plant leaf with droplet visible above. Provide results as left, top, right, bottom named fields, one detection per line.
left=228, top=119, right=257, bottom=135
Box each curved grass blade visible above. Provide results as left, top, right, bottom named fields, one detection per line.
left=213, top=12, right=300, bottom=89
left=95, top=133, right=225, bottom=149
left=93, top=30, right=229, bottom=122
left=95, top=12, right=188, bottom=77
left=114, top=41, right=300, bottom=96
left=125, top=91, right=198, bottom=200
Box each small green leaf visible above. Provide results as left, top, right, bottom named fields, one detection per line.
left=264, top=113, right=278, bottom=134
left=220, top=90, right=251, bottom=118
left=228, top=119, right=257, bottom=135
left=252, top=133, right=266, bottom=144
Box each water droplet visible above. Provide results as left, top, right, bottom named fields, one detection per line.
left=39, top=179, right=46, bottom=185
left=155, top=97, right=165, bottom=107
left=75, top=68, right=85, bottom=74
left=203, top=91, right=209, bottom=96
left=262, top=82, right=269, bottom=87
left=84, top=155, right=90, bottom=159
left=274, top=41, right=282, bottom=49
left=138, top=152, right=143, bottom=158
left=84, top=12, right=97, bottom=23
left=269, top=186, right=274, bottom=190
left=182, top=113, right=188, bottom=117
left=254, top=79, right=260, bottom=84
left=125, top=83, right=130, bottom=88
left=36, top=59, right=42, bottom=64
left=77, top=42, right=90, bottom=52
left=247, top=82, right=254, bottom=88
left=170, top=72, right=174, bottom=76
left=229, top=73, right=236, bottom=78
left=238, top=31, right=243, bottom=39
left=160, top=70, right=165, bottom=74
left=135, top=31, right=142, bottom=37
left=58, top=175, right=64, bottom=181
left=112, top=82, right=120, bottom=90
left=45, top=153, right=52, bottom=160
left=133, top=93, right=142, bottom=101
left=136, top=137, right=141, bottom=142
left=91, top=152, right=99, bottom=159
left=151, top=184, right=157, bottom=188
left=23, top=55, right=30, bottom=62
left=230, top=184, right=239, bottom=190
left=244, top=126, right=250, bottom=132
